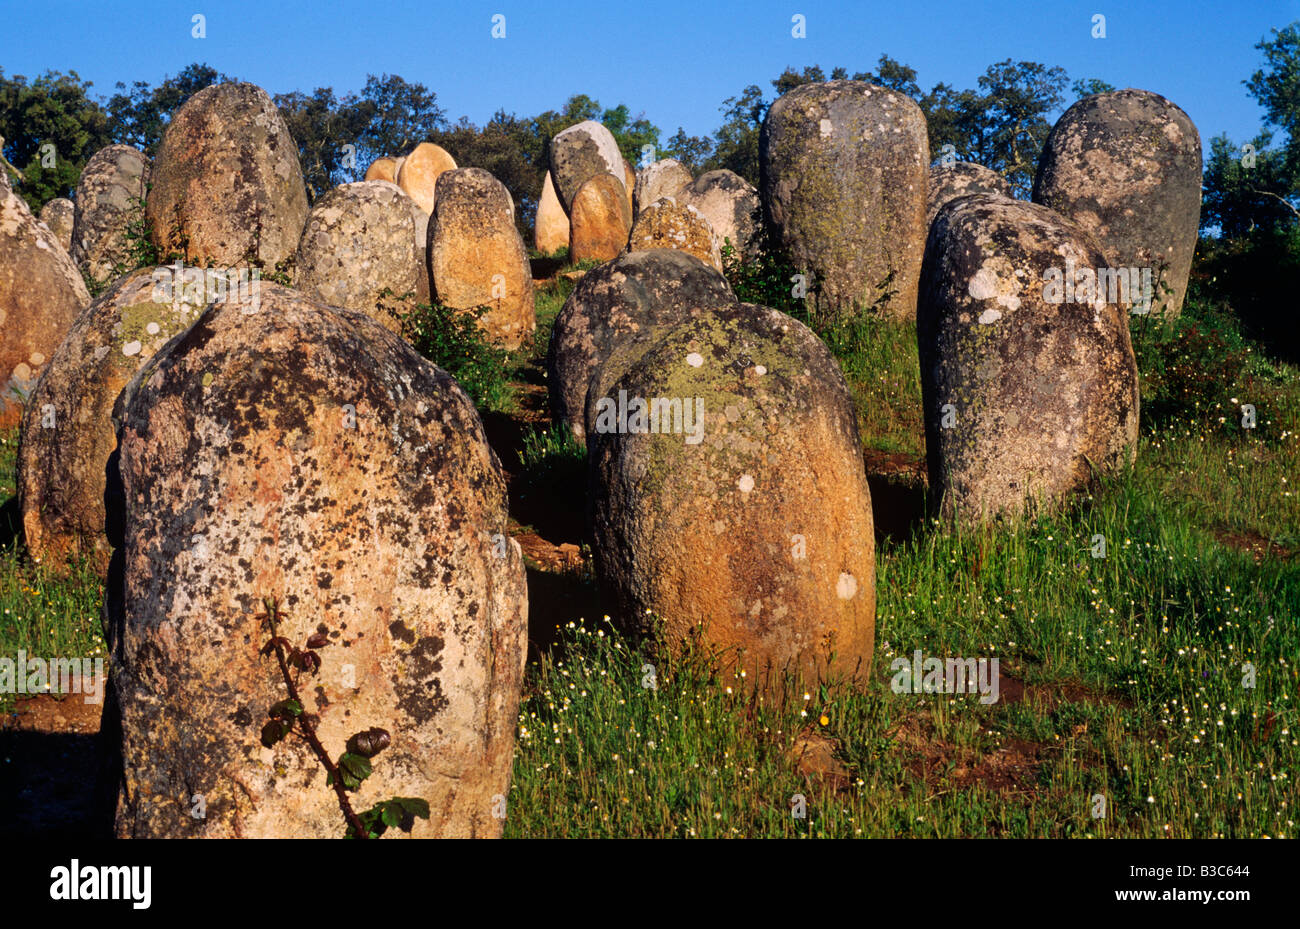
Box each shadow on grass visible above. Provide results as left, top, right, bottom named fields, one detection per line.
left=0, top=728, right=113, bottom=839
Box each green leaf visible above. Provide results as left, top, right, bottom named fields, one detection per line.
left=269, top=698, right=303, bottom=719
left=260, top=718, right=291, bottom=748
left=337, top=752, right=372, bottom=789
left=396, top=797, right=430, bottom=820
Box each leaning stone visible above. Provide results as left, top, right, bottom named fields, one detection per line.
left=549, top=120, right=624, bottom=213
left=397, top=142, right=458, bottom=216
left=364, top=157, right=398, bottom=183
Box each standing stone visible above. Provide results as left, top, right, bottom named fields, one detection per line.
left=549, top=120, right=625, bottom=213
left=428, top=168, right=535, bottom=350
left=569, top=174, right=631, bottom=265
left=364, top=157, right=398, bottom=183
left=397, top=142, right=458, bottom=216
left=39, top=197, right=75, bottom=253
left=546, top=249, right=734, bottom=443
left=409, top=201, right=432, bottom=303
left=296, top=181, right=425, bottom=331
left=17, top=267, right=211, bottom=576
left=621, top=158, right=637, bottom=215
left=104, top=284, right=528, bottom=838
left=534, top=171, right=570, bottom=255
left=146, top=82, right=308, bottom=271
left=926, top=162, right=1014, bottom=228
left=587, top=301, right=875, bottom=687
left=678, top=170, right=760, bottom=258
left=625, top=197, right=722, bottom=272
left=1032, top=89, right=1202, bottom=318
left=0, top=186, right=91, bottom=428
left=918, top=194, right=1139, bottom=524
left=634, top=158, right=692, bottom=220
left=72, top=145, right=151, bottom=284
left=762, top=80, right=929, bottom=320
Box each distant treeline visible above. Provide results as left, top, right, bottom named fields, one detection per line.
left=2, top=25, right=1297, bottom=251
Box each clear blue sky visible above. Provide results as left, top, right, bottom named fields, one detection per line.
left=3, top=0, right=1298, bottom=149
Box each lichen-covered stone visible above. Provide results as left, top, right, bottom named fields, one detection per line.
left=103, top=283, right=528, bottom=838
left=761, top=80, right=929, bottom=320
left=625, top=197, right=721, bottom=271
left=918, top=194, right=1139, bottom=524
left=146, top=83, right=308, bottom=271
left=296, top=181, right=424, bottom=331
left=569, top=173, right=631, bottom=265
left=549, top=120, right=624, bottom=213
left=17, top=267, right=210, bottom=575
left=39, top=197, right=75, bottom=253
left=634, top=159, right=692, bottom=220
left=547, top=249, right=734, bottom=443
left=1032, top=89, right=1202, bottom=318
left=0, top=186, right=90, bottom=428
left=587, top=301, right=875, bottom=686
left=72, top=145, right=150, bottom=284
left=364, top=157, right=397, bottom=183
left=926, top=162, right=1013, bottom=228
left=534, top=170, right=569, bottom=255
left=397, top=142, right=457, bottom=216
left=678, top=169, right=759, bottom=258
left=428, top=168, right=535, bottom=350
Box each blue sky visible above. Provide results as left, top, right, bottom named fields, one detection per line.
left=3, top=0, right=1298, bottom=149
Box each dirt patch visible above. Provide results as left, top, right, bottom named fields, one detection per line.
left=889, top=715, right=1046, bottom=795
left=997, top=673, right=1131, bottom=711
left=1211, top=525, right=1296, bottom=563
left=862, top=449, right=927, bottom=542
left=514, top=531, right=583, bottom=573
left=2, top=689, right=103, bottom=735
left=1, top=690, right=108, bottom=838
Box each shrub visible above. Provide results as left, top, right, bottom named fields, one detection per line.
left=396, top=296, right=515, bottom=412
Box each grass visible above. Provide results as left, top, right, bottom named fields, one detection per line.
left=501, top=285, right=1299, bottom=839
left=3, top=256, right=1295, bottom=838
left=0, top=432, right=106, bottom=715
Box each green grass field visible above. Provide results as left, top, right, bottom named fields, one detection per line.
left=2, top=263, right=1295, bottom=838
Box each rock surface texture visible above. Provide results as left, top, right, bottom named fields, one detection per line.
left=918, top=194, right=1140, bottom=523
left=104, top=284, right=528, bottom=838
left=762, top=80, right=929, bottom=320
left=0, top=186, right=91, bottom=428
left=587, top=301, right=876, bottom=687
left=145, top=83, right=308, bottom=271
left=1032, top=89, right=1202, bottom=319
left=547, top=248, right=734, bottom=443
